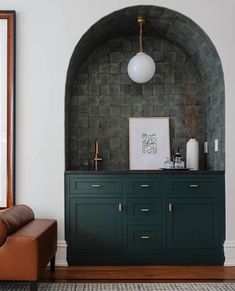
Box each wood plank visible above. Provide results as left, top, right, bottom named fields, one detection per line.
left=41, top=266, right=235, bottom=282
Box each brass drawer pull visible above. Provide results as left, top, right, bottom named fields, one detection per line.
left=140, top=208, right=150, bottom=212
left=190, top=184, right=199, bottom=188
left=92, top=184, right=101, bottom=188
left=141, top=235, right=150, bottom=239
left=141, top=184, right=150, bottom=188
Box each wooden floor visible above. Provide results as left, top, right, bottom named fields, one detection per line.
left=41, top=266, right=235, bottom=283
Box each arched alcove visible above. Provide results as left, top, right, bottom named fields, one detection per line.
left=65, top=5, right=225, bottom=171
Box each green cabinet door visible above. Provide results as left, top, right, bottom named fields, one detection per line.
left=167, top=198, right=222, bottom=249
left=69, top=197, right=123, bottom=253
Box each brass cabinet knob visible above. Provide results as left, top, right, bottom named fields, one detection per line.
left=141, top=184, right=150, bottom=188
left=140, top=208, right=150, bottom=212
left=190, top=184, right=199, bottom=188
left=141, top=235, right=150, bottom=239
left=92, top=184, right=101, bottom=188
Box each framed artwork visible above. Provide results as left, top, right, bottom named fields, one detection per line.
left=0, top=11, right=15, bottom=208
left=129, top=117, right=170, bottom=170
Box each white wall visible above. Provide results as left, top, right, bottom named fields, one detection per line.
left=1, top=0, right=235, bottom=265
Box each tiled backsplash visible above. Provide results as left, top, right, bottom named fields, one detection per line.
left=65, top=6, right=225, bottom=171
left=66, top=37, right=206, bottom=170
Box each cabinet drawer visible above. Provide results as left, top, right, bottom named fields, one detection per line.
left=127, top=225, right=163, bottom=250
left=126, top=176, right=162, bottom=195
left=127, top=198, right=162, bottom=223
left=166, top=176, right=222, bottom=196
left=68, top=175, right=122, bottom=194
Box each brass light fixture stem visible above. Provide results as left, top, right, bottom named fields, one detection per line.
left=137, top=17, right=145, bottom=53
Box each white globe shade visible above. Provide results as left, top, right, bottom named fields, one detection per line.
left=127, top=52, right=156, bottom=83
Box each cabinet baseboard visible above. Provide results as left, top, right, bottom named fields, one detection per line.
left=224, top=240, right=235, bottom=266
left=56, top=240, right=68, bottom=266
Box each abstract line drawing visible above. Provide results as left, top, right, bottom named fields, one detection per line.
left=142, top=133, right=157, bottom=154
left=129, top=117, right=170, bottom=170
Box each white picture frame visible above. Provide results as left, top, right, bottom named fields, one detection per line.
left=129, top=117, right=170, bottom=170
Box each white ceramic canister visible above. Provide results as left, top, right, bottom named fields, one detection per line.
left=186, top=138, right=199, bottom=170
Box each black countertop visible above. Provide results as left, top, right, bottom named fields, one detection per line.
left=65, top=170, right=225, bottom=174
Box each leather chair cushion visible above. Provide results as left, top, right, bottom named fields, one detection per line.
left=0, top=219, right=8, bottom=247
left=0, top=205, right=34, bottom=247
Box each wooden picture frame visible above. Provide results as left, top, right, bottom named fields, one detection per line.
left=0, top=11, right=15, bottom=208
left=129, top=117, right=170, bottom=170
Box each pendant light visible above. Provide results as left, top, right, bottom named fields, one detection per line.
left=127, top=17, right=156, bottom=84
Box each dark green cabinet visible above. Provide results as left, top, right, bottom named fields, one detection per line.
left=127, top=225, right=163, bottom=250
left=166, top=198, right=221, bottom=249
left=126, top=176, right=162, bottom=195
left=127, top=197, right=162, bottom=223
left=65, top=172, right=225, bottom=265
left=69, top=197, right=123, bottom=251
left=68, top=175, right=123, bottom=195
left=165, top=176, right=223, bottom=196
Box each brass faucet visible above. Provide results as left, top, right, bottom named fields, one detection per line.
left=94, top=138, right=102, bottom=171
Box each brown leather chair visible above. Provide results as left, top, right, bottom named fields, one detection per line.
left=0, top=205, right=57, bottom=291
